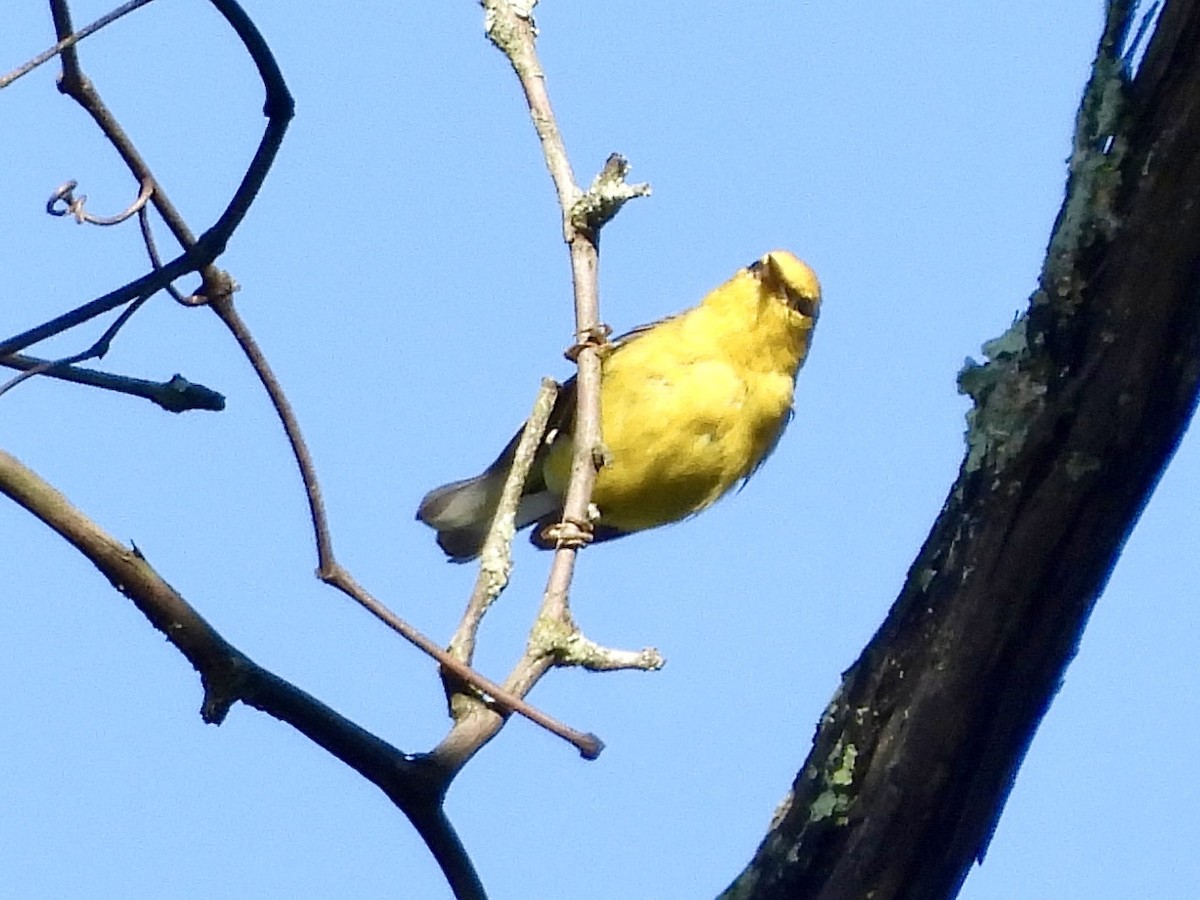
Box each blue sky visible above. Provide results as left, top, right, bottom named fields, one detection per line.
left=3, top=2, right=1197, bottom=898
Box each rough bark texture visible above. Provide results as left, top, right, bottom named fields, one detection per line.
left=724, top=2, right=1200, bottom=898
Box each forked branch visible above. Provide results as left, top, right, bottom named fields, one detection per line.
left=433, top=0, right=656, bottom=776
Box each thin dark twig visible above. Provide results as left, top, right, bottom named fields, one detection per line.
left=56, top=0, right=297, bottom=264
left=196, top=0, right=294, bottom=256
left=0, top=248, right=199, bottom=359
left=0, top=0, right=153, bottom=90
left=0, top=201, right=220, bottom=411
left=10, top=2, right=495, bottom=894
left=138, top=205, right=192, bottom=305
left=52, top=0, right=295, bottom=261
left=0, top=354, right=223, bottom=411
left=0, top=291, right=146, bottom=400
left=50, top=0, right=192, bottom=252
left=324, top=566, right=602, bottom=760
left=208, top=294, right=334, bottom=564
left=33, top=0, right=592, bottom=757
left=10, top=2, right=486, bottom=885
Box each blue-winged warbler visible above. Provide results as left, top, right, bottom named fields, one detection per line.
left=417, top=250, right=821, bottom=561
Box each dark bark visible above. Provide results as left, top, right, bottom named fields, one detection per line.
left=724, top=2, right=1200, bottom=897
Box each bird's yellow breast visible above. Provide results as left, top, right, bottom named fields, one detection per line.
left=543, top=257, right=818, bottom=533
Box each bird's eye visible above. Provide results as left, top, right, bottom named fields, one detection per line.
left=784, top=286, right=818, bottom=318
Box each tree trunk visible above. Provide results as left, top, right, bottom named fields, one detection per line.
left=723, top=2, right=1200, bottom=897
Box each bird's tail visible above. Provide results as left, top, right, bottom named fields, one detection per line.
left=416, top=427, right=559, bottom=562
left=416, top=469, right=508, bottom=562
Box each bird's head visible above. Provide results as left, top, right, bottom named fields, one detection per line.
left=752, top=250, right=821, bottom=318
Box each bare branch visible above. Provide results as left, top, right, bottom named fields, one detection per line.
left=482, top=0, right=580, bottom=218
left=0, top=0, right=153, bottom=90
left=447, top=378, right=560, bottom=667
left=428, top=2, right=656, bottom=775
left=5, top=5, right=505, bottom=889
left=0, top=447, right=484, bottom=899
left=16, top=0, right=597, bottom=759
left=137, top=204, right=195, bottom=306
left=0, top=355, right=224, bottom=412
left=0, top=293, right=147, bottom=401
left=480, top=3, right=610, bottom=596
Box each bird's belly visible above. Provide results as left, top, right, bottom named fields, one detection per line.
left=591, top=426, right=736, bottom=530
left=546, top=360, right=792, bottom=533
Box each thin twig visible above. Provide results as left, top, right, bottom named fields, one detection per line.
left=0, top=197, right=219, bottom=412
left=446, top=378, right=559, bottom=667
left=200, top=0, right=295, bottom=253
left=7, top=4, right=495, bottom=892
left=486, top=0, right=601, bottom=659
left=46, top=176, right=154, bottom=226
left=138, top=204, right=192, bottom=305
left=25, top=0, right=595, bottom=760
left=0, top=354, right=224, bottom=412
left=206, top=294, right=333, bottom=561
left=0, top=0, right=153, bottom=90
left=0, top=291, right=146, bottom=400
left=0, top=239, right=205, bottom=360
left=50, top=1, right=195, bottom=249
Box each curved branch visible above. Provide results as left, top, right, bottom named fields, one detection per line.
left=45, top=176, right=154, bottom=226
left=0, top=447, right=484, bottom=900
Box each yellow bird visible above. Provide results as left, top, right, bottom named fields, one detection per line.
left=417, top=250, right=821, bottom=561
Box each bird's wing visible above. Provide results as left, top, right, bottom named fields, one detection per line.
left=542, top=312, right=676, bottom=449
left=605, top=311, right=681, bottom=352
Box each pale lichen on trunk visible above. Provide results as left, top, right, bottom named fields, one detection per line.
left=957, top=4, right=1135, bottom=476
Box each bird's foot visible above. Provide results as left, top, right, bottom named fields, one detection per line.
left=564, top=323, right=612, bottom=362
left=541, top=515, right=595, bottom=551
